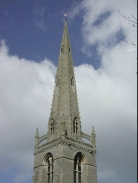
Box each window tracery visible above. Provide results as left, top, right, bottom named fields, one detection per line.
left=74, top=152, right=83, bottom=183
left=47, top=156, right=53, bottom=183
left=43, top=153, right=53, bottom=183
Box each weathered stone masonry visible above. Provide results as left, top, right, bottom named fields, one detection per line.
left=32, top=17, right=98, bottom=183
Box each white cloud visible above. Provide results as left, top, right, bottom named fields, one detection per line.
left=75, top=42, right=137, bottom=182
left=69, top=0, right=137, bottom=55
left=0, top=41, right=55, bottom=181
left=0, top=1, right=137, bottom=182
left=70, top=0, right=137, bottom=182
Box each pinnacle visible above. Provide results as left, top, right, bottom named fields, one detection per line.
left=35, top=128, right=39, bottom=137
left=92, top=126, right=96, bottom=135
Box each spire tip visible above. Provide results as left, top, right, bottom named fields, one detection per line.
left=64, top=14, right=67, bottom=21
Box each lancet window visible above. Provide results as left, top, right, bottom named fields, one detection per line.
left=46, top=154, right=53, bottom=183
left=73, top=117, right=78, bottom=134
left=47, top=156, right=53, bottom=183
left=42, top=153, right=53, bottom=183
left=74, top=152, right=83, bottom=183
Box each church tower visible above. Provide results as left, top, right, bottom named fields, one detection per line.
left=32, top=16, right=98, bottom=183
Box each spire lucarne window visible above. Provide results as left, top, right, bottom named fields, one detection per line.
left=73, top=117, right=78, bottom=134
left=50, top=119, right=54, bottom=135
left=32, top=15, right=98, bottom=183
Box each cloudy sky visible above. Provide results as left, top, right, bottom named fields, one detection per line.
left=0, top=0, right=137, bottom=183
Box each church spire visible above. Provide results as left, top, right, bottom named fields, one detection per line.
left=47, top=16, right=81, bottom=141
left=32, top=18, right=98, bottom=183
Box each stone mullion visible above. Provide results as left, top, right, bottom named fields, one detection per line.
left=47, top=162, right=50, bottom=183
left=50, top=158, right=53, bottom=183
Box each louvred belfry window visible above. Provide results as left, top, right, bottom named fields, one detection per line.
left=43, top=153, right=54, bottom=183
left=47, top=154, right=53, bottom=183
left=74, top=153, right=83, bottom=183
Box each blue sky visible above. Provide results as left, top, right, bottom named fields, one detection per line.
left=0, top=0, right=137, bottom=183
left=0, top=0, right=129, bottom=69
left=0, top=0, right=102, bottom=68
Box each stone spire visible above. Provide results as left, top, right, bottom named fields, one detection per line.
left=47, top=17, right=81, bottom=141
left=32, top=18, right=98, bottom=183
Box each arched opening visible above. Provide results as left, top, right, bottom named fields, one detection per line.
left=82, top=138, right=92, bottom=145
left=43, top=153, right=53, bottom=183
left=74, top=152, right=84, bottom=183
left=38, top=139, right=47, bottom=146
left=73, top=117, right=78, bottom=134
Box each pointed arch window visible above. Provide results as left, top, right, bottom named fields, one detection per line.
left=74, top=152, right=83, bottom=183
left=43, top=153, right=53, bottom=183
left=73, top=117, right=78, bottom=134
left=47, top=156, right=53, bottom=183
